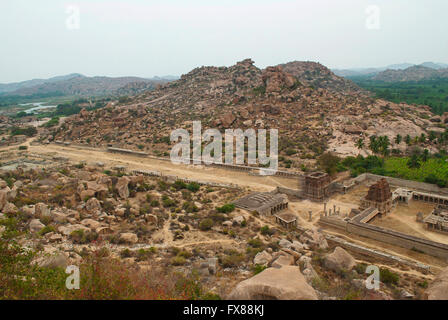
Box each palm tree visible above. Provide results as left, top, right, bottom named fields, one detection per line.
left=395, top=134, right=402, bottom=145
left=355, top=138, right=364, bottom=155
left=407, top=154, right=421, bottom=169
left=369, top=135, right=379, bottom=154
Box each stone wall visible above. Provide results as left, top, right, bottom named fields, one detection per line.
left=274, top=186, right=303, bottom=198
left=353, top=173, right=448, bottom=195
left=318, top=216, right=448, bottom=259
left=347, top=221, right=448, bottom=259
left=318, top=216, right=348, bottom=231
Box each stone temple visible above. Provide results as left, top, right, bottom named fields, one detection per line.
left=303, top=172, right=330, bottom=202
left=360, top=178, right=393, bottom=215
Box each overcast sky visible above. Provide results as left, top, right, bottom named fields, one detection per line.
left=1, top=0, right=447, bottom=83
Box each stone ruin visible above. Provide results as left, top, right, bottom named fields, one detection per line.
left=303, top=172, right=330, bottom=202
left=233, top=192, right=289, bottom=216
left=360, top=178, right=393, bottom=215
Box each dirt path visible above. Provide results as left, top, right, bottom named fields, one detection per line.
left=19, top=143, right=297, bottom=192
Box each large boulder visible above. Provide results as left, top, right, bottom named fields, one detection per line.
left=0, top=188, right=9, bottom=210
left=116, top=177, right=130, bottom=199
left=58, top=224, right=89, bottom=236
left=35, top=203, right=51, bottom=218
left=271, top=254, right=295, bottom=269
left=29, top=219, right=45, bottom=233
left=253, top=251, right=272, bottom=266
left=80, top=218, right=101, bottom=230
left=37, top=252, right=68, bottom=269
left=227, top=266, right=318, bottom=300
left=323, top=247, right=356, bottom=272
left=2, top=202, right=18, bottom=215
left=85, top=197, right=101, bottom=213
left=425, top=267, right=448, bottom=300
left=119, top=232, right=138, bottom=244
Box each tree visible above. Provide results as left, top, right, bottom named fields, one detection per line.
left=419, top=133, right=426, bottom=143
left=317, top=152, right=340, bottom=176
left=407, top=154, right=421, bottom=169
left=355, top=138, right=364, bottom=155
left=422, top=149, right=430, bottom=162
left=378, top=136, right=390, bottom=156
left=395, top=134, right=402, bottom=145
left=429, top=131, right=437, bottom=142
left=405, top=134, right=411, bottom=145
left=369, top=136, right=380, bottom=154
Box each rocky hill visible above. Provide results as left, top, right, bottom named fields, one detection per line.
left=278, top=61, right=361, bottom=93
left=48, top=58, right=441, bottom=166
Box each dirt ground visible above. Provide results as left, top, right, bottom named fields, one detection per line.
left=24, top=142, right=298, bottom=192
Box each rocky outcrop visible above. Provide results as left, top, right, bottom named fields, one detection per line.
left=262, top=66, right=296, bottom=93
left=323, top=247, right=356, bottom=272
left=227, top=266, right=318, bottom=300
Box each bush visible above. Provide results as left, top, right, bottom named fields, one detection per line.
left=171, top=256, right=187, bottom=266
left=220, top=251, right=244, bottom=268
left=18, top=146, right=28, bottom=150
left=186, top=182, right=200, bottom=193
left=216, top=203, right=235, bottom=214
left=253, top=265, right=267, bottom=275
left=173, top=180, right=187, bottom=190
left=70, top=229, right=98, bottom=244
left=260, top=225, right=274, bottom=236
left=380, top=268, right=399, bottom=286
left=199, top=218, right=213, bottom=231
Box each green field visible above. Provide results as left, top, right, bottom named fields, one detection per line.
left=350, top=78, right=448, bottom=115
left=340, top=155, right=448, bottom=188
left=384, top=157, right=448, bottom=182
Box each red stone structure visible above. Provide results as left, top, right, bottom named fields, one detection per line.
left=303, top=172, right=331, bottom=201
left=360, top=178, right=393, bottom=214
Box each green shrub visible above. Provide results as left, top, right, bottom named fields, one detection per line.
left=216, top=203, right=235, bottom=213
left=380, top=268, right=399, bottom=286
left=186, top=182, right=200, bottom=193
left=171, top=256, right=187, bottom=266
left=199, top=218, right=213, bottom=231
left=260, top=225, right=274, bottom=236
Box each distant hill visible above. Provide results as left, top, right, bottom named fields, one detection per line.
left=371, top=65, right=448, bottom=82
left=333, top=62, right=448, bottom=78
left=0, top=74, right=173, bottom=101
left=0, top=73, right=83, bottom=94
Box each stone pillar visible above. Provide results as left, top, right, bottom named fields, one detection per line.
left=324, top=202, right=327, bottom=216
left=308, top=210, right=313, bottom=222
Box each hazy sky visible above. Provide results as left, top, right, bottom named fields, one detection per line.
left=1, top=0, right=447, bottom=83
